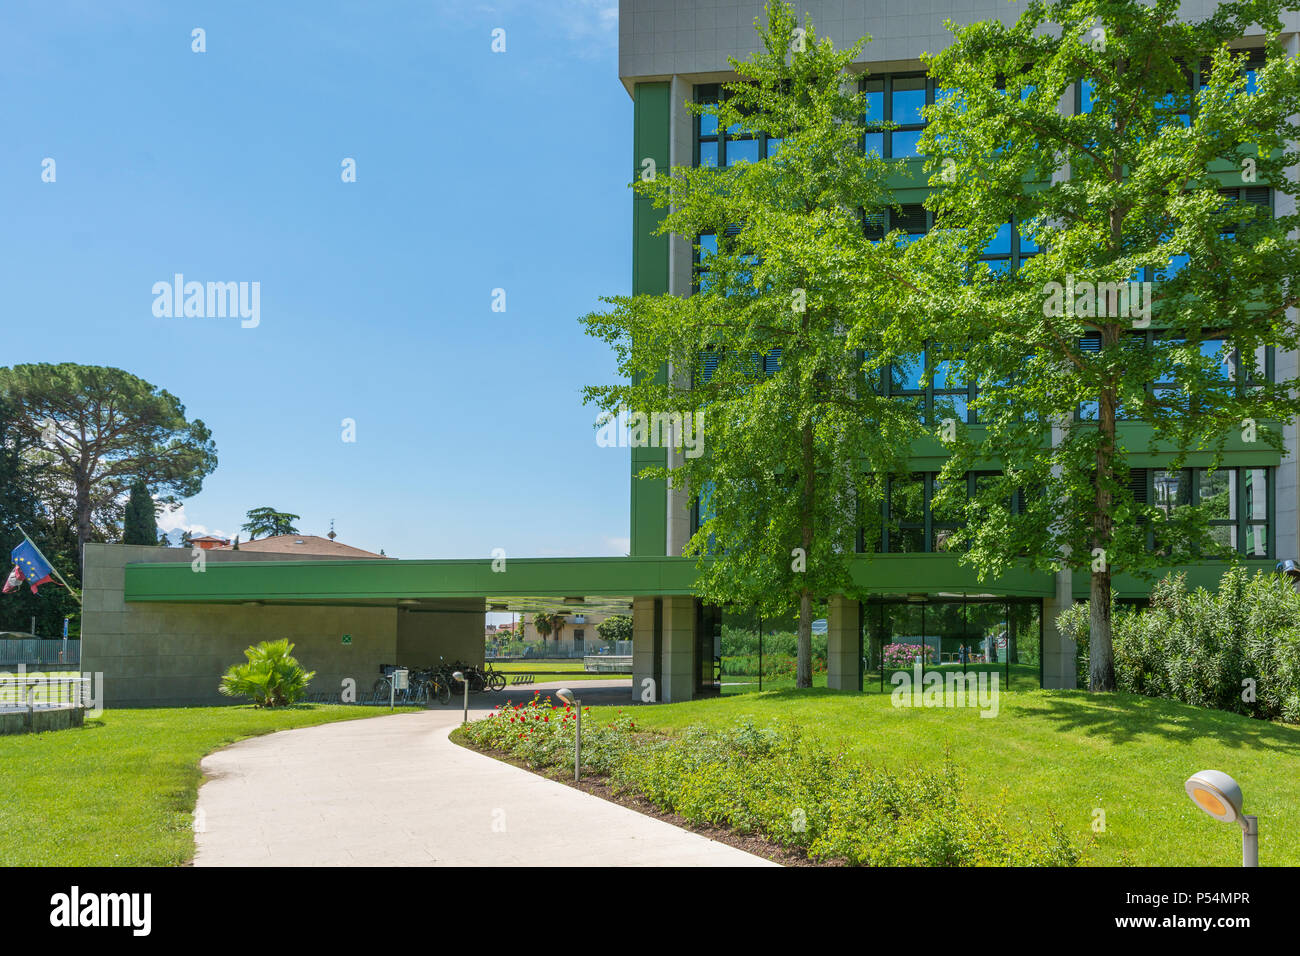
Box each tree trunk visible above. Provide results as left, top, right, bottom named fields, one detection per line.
left=796, top=419, right=815, bottom=689
left=797, top=589, right=813, bottom=688
left=1089, top=568, right=1115, bottom=691
left=74, top=474, right=92, bottom=572
left=1090, top=358, right=1119, bottom=693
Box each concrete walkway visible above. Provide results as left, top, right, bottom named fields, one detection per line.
left=193, top=680, right=775, bottom=866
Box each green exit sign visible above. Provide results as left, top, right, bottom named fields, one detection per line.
left=342, top=634, right=352, bottom=645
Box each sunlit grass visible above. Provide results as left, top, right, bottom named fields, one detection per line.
left=0, top=705, right=382, bottom=866
left=591, top=687, right=1300, bottom=866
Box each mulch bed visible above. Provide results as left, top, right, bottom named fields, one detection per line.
left=453, top=734, right=823, bottom=866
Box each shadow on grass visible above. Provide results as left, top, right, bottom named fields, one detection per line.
left=1011, top=691, right=1300, bottom=753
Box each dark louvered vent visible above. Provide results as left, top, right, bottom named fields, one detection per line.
left=862, top=208, right=886, bottom=241
left=1129, top=468, right=1149, bottom=504
left=1080, top=332, right=1102, bottom=352
left=1243, top=186, right=1271, bottom=213
left=894, top=204, right=928, bottom=234
left=763, top=348, right=782, bottom=376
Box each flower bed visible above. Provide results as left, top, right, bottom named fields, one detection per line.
left=461, top=693, right=1082, bottom=866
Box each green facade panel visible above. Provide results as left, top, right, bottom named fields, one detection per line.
left=1072, top=560, right=1278, bottom=600
left=629, top=81, right=671, bottom=557
left=848, top=554, right=1054, bottom=597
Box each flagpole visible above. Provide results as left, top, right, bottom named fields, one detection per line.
left=15, top=525, right=81, bottom=606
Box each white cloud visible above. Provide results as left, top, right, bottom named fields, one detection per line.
left=433, top=0, right=617, bottom=50
left=604, top=536, right=630, bottom=555
left=156, top=503, right=231, bottom=542
left=559, top=0, right=618, bottom=44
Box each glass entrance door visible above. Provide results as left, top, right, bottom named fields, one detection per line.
left=869, top=598, right=1043, bottom=691
left=696, top=602, right=722, bottom=697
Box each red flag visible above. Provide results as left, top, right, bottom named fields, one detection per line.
left=2, top=566, right=25, bottom=594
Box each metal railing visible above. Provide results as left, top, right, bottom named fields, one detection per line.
left=583, top=654, right=633, bottom=674
left=489, top=640, right=633, bottom=661
left=0, top=674, right=90, bottom=711
left=0, top=639, right=80, bottom=667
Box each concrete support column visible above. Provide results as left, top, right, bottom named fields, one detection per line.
left=631, top=596, right=657, bottom=703
left=1041, top=569, right=1078, bottom=689
left=826, top=596, right=861, bottom=691
left=660, top=595, right=696, bottom=703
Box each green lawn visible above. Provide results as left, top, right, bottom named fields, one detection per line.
left=590, top=687, right=1300, bottom=866
left=0, top=704, right=384, bottom=866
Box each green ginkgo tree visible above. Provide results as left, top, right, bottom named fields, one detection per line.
left=582, top=1, right=926, bottom=687
left=907, top=0, right=1300, bottom=690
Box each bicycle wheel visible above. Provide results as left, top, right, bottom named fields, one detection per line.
left=435, top=679, right=451, bottom=706
left=372, top=678, right=391, bottom=704
left=489, top=673, right=506, bottom=692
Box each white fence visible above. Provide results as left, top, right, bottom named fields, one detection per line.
left=0, top=639, right=80, bottom=667
left=583, top=654, right=632, bottom=674
left=0, top=674, right=89, bottom=711
left=488, top=640, right=633, bottom=660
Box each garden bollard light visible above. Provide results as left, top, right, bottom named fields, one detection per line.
left=1184, top=770, right=1258, bottom=866
left=556, top=687, right=581, bottom=781
left=453, top=671, right=468, bottom=724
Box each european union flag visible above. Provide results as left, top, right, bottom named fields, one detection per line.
left=6, top=539, right=55, bottom=594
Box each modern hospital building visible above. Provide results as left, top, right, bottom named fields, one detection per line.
left=81, top=1, right=1300, bottom=706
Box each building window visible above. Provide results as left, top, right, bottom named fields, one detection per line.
left=1079, top=330, right=1273, bottom=421
left=694, top=83, right=781, bottom=168
left=874, top=345, right=975, bottom=424
left=977, top=218, right=1040, bottom=277
left=863, top=74, right=931, bottom=158
left=1138, top=466, right=1272, bottom=558
left=1078, top=50, right=1264, bottom=116
left=872, top=471, right=1019, bottom=553
left=693, top=226, right=757, bottom=296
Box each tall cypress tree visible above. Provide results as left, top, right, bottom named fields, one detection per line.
left=122, top=481, right=158, bottom=545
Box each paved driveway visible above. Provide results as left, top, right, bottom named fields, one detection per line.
left=193, top=681, right=775, bottom=866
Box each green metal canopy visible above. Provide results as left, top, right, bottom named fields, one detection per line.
left=123, top=555, right=699, bottom=611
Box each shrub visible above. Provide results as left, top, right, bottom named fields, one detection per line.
left=595, top=614, right=633, bottom=645
left=1058, top=568, right=1300, bottom=723
left=218, top=639, right=316, bottom=707
left=720, top=627, right=827, bottom=665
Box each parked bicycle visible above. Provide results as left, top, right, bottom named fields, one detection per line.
left=372, top=665, right=451, bottom=706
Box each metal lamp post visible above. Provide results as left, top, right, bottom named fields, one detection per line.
left=556, top=687, right=582, bottom=781
left=1184, top=770, right=1258, bottom=866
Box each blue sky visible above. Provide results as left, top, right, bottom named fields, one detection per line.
left=0, top=1, right=633, bottom=564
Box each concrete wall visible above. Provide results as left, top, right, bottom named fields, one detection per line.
left=397, top=601, right=485, bottom=670
left=84, top=544, right=396, bottom=707
left=619, top=1, right=1299, bottom=86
